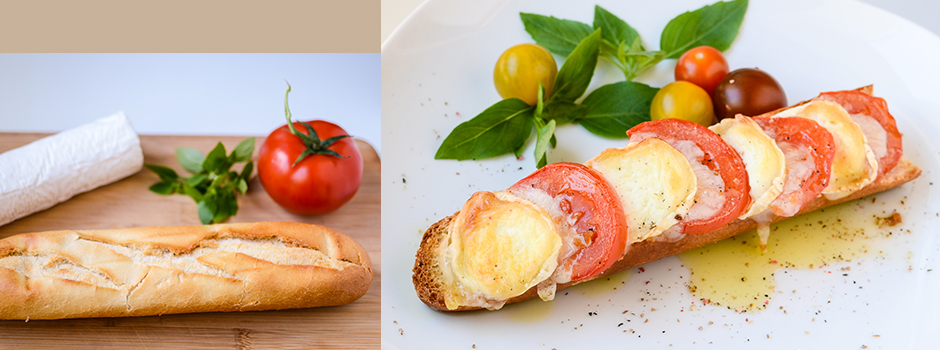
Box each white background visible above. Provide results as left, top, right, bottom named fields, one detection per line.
left=0, top=53, right=382, bottom=153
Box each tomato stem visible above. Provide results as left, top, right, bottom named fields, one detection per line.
left=283, top=82, right=352, bottom=167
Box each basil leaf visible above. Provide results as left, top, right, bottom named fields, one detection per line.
left=175, top=148, right=205, bottom=174
left=520, top=13, right=594, bottom=57
left=213, top=191, right=235, bottom=223
left=197, top=200, right=214, bottom=225
left=232, top=137, right=255, bottom=163
left=181, top=183, right=204, bottom=202
left=550, top=29, right=601, bottom=103
left=144, top=164, right=179, bottom=182
left=237, top=178, right=248, bottom=194
left=622, top=50, right=666, bottom=80
left=534, top=119, right=556, bottom=169
left=436, top=98, right=535, bottom=160
left=185, top=173, right=207, bottom=186
left=240, top=160, right=254, bottom=180
left=202, top=142, right=228, bottom=172
left=660, top=0, right=748, bottom=59
left=148, top=181, right=176, bottom=195
left=542, top=100, right=587, bottom=125
left=594, top=5, right=642, bottom=52
left=579, top=81, right=659, bottom=138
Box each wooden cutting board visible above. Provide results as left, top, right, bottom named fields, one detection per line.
left=0, top=133, right=380, bottom=349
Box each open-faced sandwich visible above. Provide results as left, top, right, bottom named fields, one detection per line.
left=413, top=86, right=921, bottom=311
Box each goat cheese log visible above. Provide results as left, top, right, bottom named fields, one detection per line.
left=0, top=222, right=373, bottom=319
left=413, top=86, right=921, bottom=311
left=0, top=113, right=144, bottom=227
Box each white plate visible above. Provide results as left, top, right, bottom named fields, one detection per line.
left=381, top=0, right=940, bottom=348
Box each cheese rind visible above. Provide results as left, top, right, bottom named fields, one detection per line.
left=0, top=113, right=143, bottom=226
left=710, top=115, right=786, bottom=219
left=773, top=101, right=877, bottom=200
left=587, top=138, right=697, bottom=242
left=442, top=191, right=561, bottom=309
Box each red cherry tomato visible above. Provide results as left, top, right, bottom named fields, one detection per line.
left=627, top=118, right=750, bottom=234
left=675, top=46, right=729, bottom=95
left=752, top=117, right=835, bottom=217
left=258, top=120, right=363, bottom=214
left=508, top=162, right=628, bottom=282
left=817, top=90, right=902, bottom=179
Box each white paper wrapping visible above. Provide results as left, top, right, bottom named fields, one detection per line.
left=0, top=112, right=144, bottom=226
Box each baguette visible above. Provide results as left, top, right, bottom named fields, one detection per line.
left=0, top=222, right=372, bottom=320
left=414, top=157, right=920, bottom=311
left=414, top=86, right=921, bottom=311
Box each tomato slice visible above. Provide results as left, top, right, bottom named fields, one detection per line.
left=752, top=117, right=836, bottom=217
left=627, top=119, right=750, bottom=235
left=508, top=162, right=628, bottom=282
left=818, top=90, right=902, bottom=179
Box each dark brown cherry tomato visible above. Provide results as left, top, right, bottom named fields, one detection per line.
left=712, top=68, right=787, bottom=120
left=675, top=46, right=729, bottom=95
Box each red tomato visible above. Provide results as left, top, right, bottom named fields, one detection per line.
left=817, top=90, right=902, bottom=179
left=258, top=120, right=363, bottom=215
left=752, top=117, right=835, bottom=217
left=675, top=46, right=729, bottom=95
left=508, top=163, right=628, bottom=282
left=627, top=118, right=750, bottom=235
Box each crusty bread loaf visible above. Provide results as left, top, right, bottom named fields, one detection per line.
left=0, top=222, right=372, bottom=319
left=414, top=158, right=920, bottom=311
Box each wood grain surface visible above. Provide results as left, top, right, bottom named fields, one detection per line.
left=0, top=133, right=380, bottom=349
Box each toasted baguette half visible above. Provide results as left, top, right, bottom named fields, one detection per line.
left=414, top=86, right=920, bottom=311
left=0, top=222, right=372, bottom=319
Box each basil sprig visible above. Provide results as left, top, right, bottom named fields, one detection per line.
left=146, top=137, right=255, bottom=224
left=524, top=0, right=747, bottom=79
left=436, top=0, right=747, bottom=167
left=436, top=29, right=601, bottom=164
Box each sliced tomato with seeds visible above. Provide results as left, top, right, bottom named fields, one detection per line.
left=753, top=116, right=835, bottom=217
left=508, top=162, right=628, bottom=282
left=627, top=118, right=750, bottom=235
left=818, top=90, right=902, bottom=178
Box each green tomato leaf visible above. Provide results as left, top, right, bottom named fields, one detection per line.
left=202, top=142, right=228, bottom=172
left=232, top=137, right=255, bottom=163
left=579, top=81, right=659, bottom=138
left=550, top=29, right=602, bottom=103
left=197, top=200, right=214, bottom=225
left=542, top=100, right=588, bottom=125
left=594, top=5, right=642, bottom=53
left=175, top=147, right=205, bottom=174
left=144, top=164, right=179, bottom=182
left=148, top=181, right=176, bottom=195
left=520, top=13, right=594, bottom=57
left=660, top=0, right=748, bottom=59
left=534, top=119, right=556, bottom=169
left=435, top=98, right=535, bottom=160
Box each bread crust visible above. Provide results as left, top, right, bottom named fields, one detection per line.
left=413, top=86, right=920, bottom=311
left=0, top=222, right=372, bottom=320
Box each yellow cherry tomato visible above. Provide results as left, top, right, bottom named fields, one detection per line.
left=493, top=43, right=557, bottom=105
left=650, top=81, right=715, bottom=126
